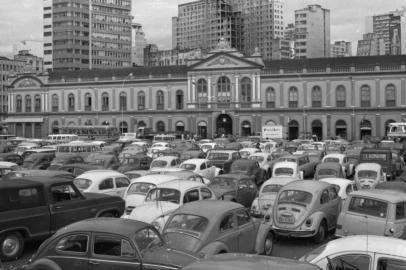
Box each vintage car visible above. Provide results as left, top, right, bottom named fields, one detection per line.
left=229, top=159, right=267, bottom=186
left=14, top=142, right=39, bottom=156
left=359, top=147, right=396, bottom=180
left=0, top=162, right=20, bottom=180
left=278, top=154, right=317, bottom=179
left=270, top=180, right=341, bottom=244
left=306, top=150, right=325, bottom=164
left=259, top=141, right=283, bottom=153
left=0, top=176, right=124, bottom=261
left=239, top=147, right=261, bottom=159
left=325, top=144, right=344, bottom=154
left=284, top=142, right=299, bottom=154
left=319, top=178, right=357, bottom=201
left=314, top=162, right=346, bottom=180
left=83, top=152, right=120, bottom=170
left=148, top=142, right=172, bottom=158
left=123, top=174, right=181, bottom=215
left=0, top=153, right=23, bottom=166
left=354, top=162, right=386, bottom=189
left=20, top=218, right=199, bottom=270
left=74, top=170, right=130, bottom=198
left=321, top=153, right=353, bottom=178
left=117, top=153, right=152, bottom=173
left=301, top=235, right=406, bottom=270
left=119, top=144, right=148, bottom=161
left=200, top=142, right=218, bottom=154
left=126, top=180, right=216, bottom=232
left=4, top=169, right=74, bottom=181
left=148, top=168, right=211, bottom=184
left=206, top=149, right=241, bottom=174
left=179, top=158, right=220, bottom=180
left=150, top=156, right=182, bottom=171
left=180, top=149, right=206, bottom=162
left=208, top=174, right=257, bottom=208
left=163, top=200, right=274, bottom=256
left=311, top=142, right=326, bottom=151
left=336, top=189, right=406, bottom=239
left=47, top=153, right=84, bottom=170
left=183, top=253, right=321, bottom=270
left=123, top=169, right=150, bottom=180
left=248, top=152, right=274, bottom=178
left=251, top=176, right=297, bottom=218
left=22, top=152, right=55, bottom=170
left=271, top=161, right=303, bottom=180
left=376, top=181, right=406, bottom=192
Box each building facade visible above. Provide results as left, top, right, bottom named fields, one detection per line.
left=14, top=50, right=44, bottom=73
left=330, top=41, right=352, bottom=57
left=294, top=5, right=331, bottom=59
left=131, top=23, right=147, bottom=67
left=357, top=33, right=385, bottom=56
left=6, top=42, right=406, bottom=141
left=43, top=0, right=132, bottom=71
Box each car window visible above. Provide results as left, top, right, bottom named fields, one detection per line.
left=329, top=254, right=370, bottom=270
left=93, top=235, right=135, bottom=257
left=236, top=209, right=251, bottom=226
left=396, top=202, right=406, bottom=220
left=1, top=187, right=44, bottom=211
left=51, top=184, right=81, bottom=202
left=99, top=178, right=114, bottom=190
left=348, top=197, right=388, bottom=218
left=200, top=163, right=206, bottom=170
left=328, top=186, right=338, bottom=200
left=115, top=177, right=130, bottom=188
left=56, top=234, right=88, bottom=253
left=134, top=228, right=161, bottom=252
left=378, top=257, right=406, bottom=270
left=320, top=190, right=330, bottom=204
left=345, top=185, right=353, bottom=195
left=183, top=189, right=200, bottom=204
left=201, top=188, right=212, bottom=200
left=219, top=214, right=236, bottom=232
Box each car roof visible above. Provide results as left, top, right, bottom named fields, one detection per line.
left=208, top=150, right=237, bottom=153
left=273, top=161, right=297, bottom=168
left=349, top=189, right=406, bottom=203
left=181, top=158, right=207, bottom=164
left=0, top=178, right=43, bottom=190
left=355, top=163, right=381, bottom=170
left=154, top=179, right=205, bottom=190
left=376, top=181, right=406, bottom=192
left=282, top=180, right=331, bottom=193
left=320, top=178, right=353, bottom=186
left=317, top=162, right=342, bottom=169
left=132, top=174, right=180, bottom=184
left=76, top=170, right=126, bottom=180
left=171, top=200, right=242, bottom=218
left=262, top=177, right=297, bottom=186
left=250, top=152, right=271, bottom=157
left=7, top=170, right=73, bottom=178
left=152, top=156, right=179, bottom=161
left=324, top=153, right=345, bottom=158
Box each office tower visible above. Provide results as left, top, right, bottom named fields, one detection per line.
left=294, top=4, right=330, bottom=59
left=43, top=0, right=132, bottom=71
left=357, top=33, right=386, bottom=56
left=330, top=41, right=352, bottom=57
left=132, top=23, right=147, bottom=67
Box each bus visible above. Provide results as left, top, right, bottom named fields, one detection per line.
left=60, top=125, right=120, bottom=142
left=47, top=134, right=79, bottom=144
left=55, top=142, right=102, bottom=158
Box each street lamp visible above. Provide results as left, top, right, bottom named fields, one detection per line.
left=120, top=73, right=133, bottom=134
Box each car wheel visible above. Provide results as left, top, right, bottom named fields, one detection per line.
left=263, top=232, right=274, bottom=256
left=99, top=212, right=115, bottom=218
left=0, top=231, right=24, bottom=261
left=313, top=220, right=327, bottom=244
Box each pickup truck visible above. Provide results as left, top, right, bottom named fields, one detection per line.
left=0, top=176, right=125, bottom=261
left=206, top=149, right=241, bottom=174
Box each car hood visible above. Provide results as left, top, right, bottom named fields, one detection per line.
left=118, top=164, right=140, bottom=173
left=208, top=185, right=235, bottom=198
left=164, top=231, right=202, bottom=253
left=257, top=193, right=277, bottom=210
left=128, top=201, right=179, bottom=223
left=124, top=194, right=147, bottom=208
left=142, top=244, right=199, bottom=268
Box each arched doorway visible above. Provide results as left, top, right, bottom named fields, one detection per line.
left=241, top=121, right=251, bottom=137
left=335, top=120, right=347, bottom=139
left=197, top=121, right=207, bottom=139
left=385, top=119, right=396, bottom=137
left=52, top=121, right=59, bottom=134
left=288, top=120, right=299, bottom=140
left=360, top=119, right=372, bottom=140
left=311, top=120, right=323, bottom=141
left=216, top=114, right=232, bottom=137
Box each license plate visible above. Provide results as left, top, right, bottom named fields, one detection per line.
left=279, top=216, right=294, bottom=224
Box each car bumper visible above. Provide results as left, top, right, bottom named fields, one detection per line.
left=272, top=228, right=316, bottom=238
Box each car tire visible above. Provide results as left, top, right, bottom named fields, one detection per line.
left=0, top=231, right=24, bottom=261
left=313, top=220, right=327, bottom=244
left=263, top=232, right=274, bottom=256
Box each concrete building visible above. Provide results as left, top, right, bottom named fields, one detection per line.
left=6, top=40, right=406, bottom=141
left=14, top=50, right=44, bottom=73
left=294, top=5, right=331, bottom=59
left=331, top=41, right=352, bottom=57
left=43, top=0, right=132, bottom=71
left=357, top=33, right=385, bottom=56
left=145, top=48, right=203, bottom=67
left=131, top=23, right=147, bottom=67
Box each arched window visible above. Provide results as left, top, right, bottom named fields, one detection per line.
left=138, top=121, right=146, bottom=128
left=101, top=92, right=109, bottom=111
left=197, top=79, right=208, bottom=103
left=335, top=120, right=347, bottom=139
left=34, top=94, right=41, bottom=112
left=176, top=90, right=184, bottom=110
left=85, top=93, right=92, bottom=111
left=156, top=90, right=164, bottom=110
left=336, top=85, right=346, bottom=107
left=289, top=87, right=298, bottom=108
left=138, top=91, right=145, bottom=110
left=119, top=121, right=128, bottom=133
left=84, top=119, right=92, bottom=126
left=265, top=120, right=276, bottom=126
left=385, top=84, right=396, bottom=107
left=241, top=120, right=251, bottom=137
left=68, top=93, right=75, bottom=111
left=25, top=95, right=31, bottom=112
left=52, top=94, right=58, bottom=112
left=266, top=87, right=275, bottom=108
left=360, top=85, right=371, bottom=107
left=119, top=92, right=127, bottom=111
left=156, top=121, right=165, bottom=132
left=241, top=77, right=252, bottom=103
left=16, top=95, right=22, bottom=112
left=217, top=76, right=231, bottom=103
left=175, top=121, right=185, bottom=133
left=311, top=86, right=322, bottom=107
left=52, top=120, right=59, bottom=134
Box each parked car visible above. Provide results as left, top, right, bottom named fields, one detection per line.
left=57, top=163, right=99, bottom=177
left=183, top=253, right=321, bottom=270
left=354, top=162, right=386, bottom=189
left=300, top=235, right=406, bottom=270
left=14, top=142, right=39, bottom=156
left=20, top=218, right=199, bottom=270
left=83, top=152, right=120, bottom=170
left=0, top=176, right=124, bottom=261
left=3, top=169, right=74, bottom=181
left=270, top=180, right=341, bottom=244
left=376, top=181, right=406, bottom=192
left=206, top=149, right=241, bottom=174
left=248, top=152, right=274, bottom=178
left=179, top=158, right=221, bottom=181
left=126, top=180, right=216, bottom=232
left=117, top=153, right=152, bottom=173
left=319, top=178, right=357, bottom=202
left=200, top=142, right=217, bottom=154
left=336, top=189, right=406, bottom=239
left=321, top=153, right=352, bottom=178
left=229, top=159, right=267, bottom=186
left=123, top=169, right=150, bottom=180
left=359, top=147, right=396, bottom=180
left=180, top=149, right=206, bottom=162
left=150, top=155, right=181, bottom=171
left=0, top=153, right=23, bottom=166
left=0, top=161, right=20, bottom=180
left=22, top=152, right=55, bottom=170
left=119, top=144, right=148, bottom=161
left=239, top=147, right=261, bottom=159
left=74, top=170, right=130, bottom=198
left=278, top=154, right=317, bottom=179
left=163, top=200, right=274, bottom=256
left=314, top=162, right=346, bottom=180
left=21, top=148, right=56, bottom=161
left=148, top=168, right=210, bottom=184
left=47, top=153, right=84, bottom=170
left=208, top=174, right=257, bottom=208
left=271, top=161, right=303, bottom=180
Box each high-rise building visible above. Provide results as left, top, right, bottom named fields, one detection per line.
left=43, top=0, right=132, bottom=71
left=294, top=4, right=330, bottom=59
left=330, top=41, right=352, bottom=57
left=14, top=50, right=44, bottom=73
left=0, top=57, right=25, bottom=116
left=132, top=23, right=147, bottom=67
left=357, top=33, right=386, bottom=56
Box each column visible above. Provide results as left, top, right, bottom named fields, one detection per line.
left=61, top=91, right=65, bottom=111
left=351, top=113, right=356, bottom=141
left=252, top=74, right=256, bottom=101
left=8, top=93, right=11, bottom=112
left=235, top=75, right=239, bottom=103
left=94, top=90, right=98, bottom=111
left=279, top=82, right=284, bottom=108
left=401, top=79, right=406, bottom=106
left=112, top=88, right=117, bottom=110
left=208, top=76, right=212, bottom=108
left=326, top=114, right=331, bottom=138
left=233, top=114, right=239, bottom=136
left=168, top=116, right=172, bottom=132
left=375, top=114, right=381, bottom=137
left=375, top=79, right=380, bottom=107
left=303, top=81, right=308, bottom=107
left=187, top=77, right=191, bottom=103
left=148, top=116, right=153, bottom=129
left=326, top=80, right=331, bottom=106
left=192, top=77, right=196, bottom=103
left=256, top=74, right=261, bottom=103
left=167, top=86, right=172, bottom=109
left=148, top=87, right=153, bottom=109
left=77, top=89, right=82, bottom=111
left=350, top=78, right=355, bottom=106
left=130, top=88, right=135, bottom=110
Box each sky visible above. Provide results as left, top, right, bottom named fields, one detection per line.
left=0, top=0, right=405, bottom=58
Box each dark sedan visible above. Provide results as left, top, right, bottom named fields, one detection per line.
left=229, top=159, right=267, bottom=186
left=20, top=218, right=199, bottom=270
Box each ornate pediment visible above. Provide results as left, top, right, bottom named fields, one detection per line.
left=190, top=53, right=262, bottom=70
left=15, top=78, right=40, bottom=88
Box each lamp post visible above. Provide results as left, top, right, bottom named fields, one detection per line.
left=120, top=73, right=133, bottom=134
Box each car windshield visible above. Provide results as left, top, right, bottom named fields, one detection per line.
left=121, top=158, right=140, bottom=165
left=207, top=152, right=229, bottom=160
left=88, top=159, right=106, bottom=166
left=358, top=170, right=378, bottom=179
left=150, top=160, right=167, bottom=168
left=279, top=157, right=297, bottom=163
left=127, top=182, right=156, bottom=195
left=262, top=184, right=282, bottom=193
left=166, top=214, right=208, bottom=233
left=249, top=156, right=264, bottom=162
left=278, top=190, right=313, bottom=205
left=145, top=188, right=181, bottom=204
left=179, top=163, right=196, bottom=171
left=324, top=157, right=339, bottom=163
left=274, top=167, right=293, bottom=176
left=134, top=227, right=163, bottom=253
left=74, top=178, right=92, bottom=190
left=318, top=169, right=338, bottom=177
left=211, top=177, right=238, bottom=186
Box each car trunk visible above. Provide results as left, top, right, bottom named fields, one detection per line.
left=274, top=202, right=308, bottom=229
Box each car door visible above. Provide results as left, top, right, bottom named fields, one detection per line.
left=114, top=177, right=130, bottom=198
left=50, top=233, right=90, bottom=270
left=216, top=213, right=239, bottom=252
left=235, top=208, right=256, bottom=253
left=89, top=233, right=141, bottom=270
left=236, top=179, right=253, bottom=208
left=327, top=186, right=341, bottom=229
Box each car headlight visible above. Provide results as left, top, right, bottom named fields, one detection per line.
left=305, top=218, right=313, bottom=227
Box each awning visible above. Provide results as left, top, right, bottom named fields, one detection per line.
left=4, top=117, right=43, bottom=123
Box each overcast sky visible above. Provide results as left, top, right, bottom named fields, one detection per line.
left=0, top=0, right=405, bottom=57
